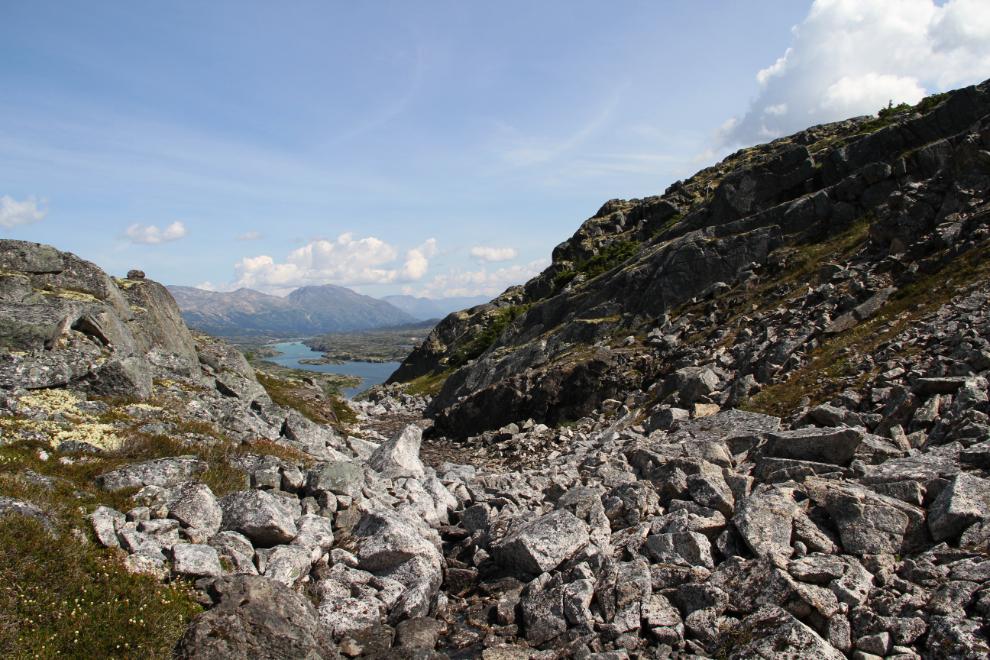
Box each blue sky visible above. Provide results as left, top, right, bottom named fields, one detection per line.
left=2, top=0, right=988, bottom=299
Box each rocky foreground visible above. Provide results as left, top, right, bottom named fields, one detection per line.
left=3, top=81, right=990, bottom=660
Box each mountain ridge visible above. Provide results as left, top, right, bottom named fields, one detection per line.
left=167, top=283, right=418, bottom=335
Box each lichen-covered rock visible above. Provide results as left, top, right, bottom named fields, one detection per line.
left=175, top=575, right=339, bottom=659
left=97, top=456, right=208, bottom=491
left=168, top=482, right=223, bottom=536
left=490, top=508, right=590, bottom=575
left=220, top=490, right=298, bottom=547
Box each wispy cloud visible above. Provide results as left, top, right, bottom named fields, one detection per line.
left=0, top=195, right=48, bottom=230
left=470, top=246, right=517, bottom=265
left=235, top=231, right=265, bottom=242
left=122, top=221, right=189, bottom=245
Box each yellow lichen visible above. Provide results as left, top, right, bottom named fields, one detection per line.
left=18, top=390, right=86, bottom=416
left=52, top=422, right=123, bottom=451
left=40, top=289, right=99, bottom=303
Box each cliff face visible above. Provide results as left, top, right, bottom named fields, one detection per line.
left=391, top=79, right=990, bottom=437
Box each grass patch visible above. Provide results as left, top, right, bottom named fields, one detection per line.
left=256, top=373, right=338, bottom=426
left=0, top=513, right=201, bottom=659
left=406, top=369, right=454, bottom=397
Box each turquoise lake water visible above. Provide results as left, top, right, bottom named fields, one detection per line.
left=267, top=341, right=400, bottom=398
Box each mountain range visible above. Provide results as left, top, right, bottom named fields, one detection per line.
left=167, top=283, right=419, bottom=336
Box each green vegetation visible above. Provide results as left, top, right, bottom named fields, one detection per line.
left=256, top=372, right=340, bottom=427
left=553, top=240, right=641, bottom=291
left=0, top=513, right=200, bottom=659
left=405, top=369, right=454, bottom=397
left=449, top=304, right=532, bottom=368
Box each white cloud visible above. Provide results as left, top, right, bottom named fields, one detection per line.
left=215, top=233, right=439, bottom=295
left=709, top=0, right=990, bottom=151
left=407, top=258, right=549, bottom=299
left=470, top=246, right=518, bottom=265
left=0, top=195, right=48, bottom=230
left=236, top=231, right=265, bottom=242
left=123, top=221, right=189, bottom=244
left=400, top=239, right=439, bottom=280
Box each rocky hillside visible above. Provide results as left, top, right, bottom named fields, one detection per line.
left=168, top=283, right=418, bottom=336
left=391, top=80, right=990, bottom=441
left=3, top=77, right=990, bottom=660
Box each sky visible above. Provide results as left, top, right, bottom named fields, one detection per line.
left=2, top=0, right=989, bottom=300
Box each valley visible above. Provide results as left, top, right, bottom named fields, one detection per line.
left=1, top=79, right=990, bottom=660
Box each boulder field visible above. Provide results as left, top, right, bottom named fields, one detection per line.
left=2, top=78, right=990, bottom=660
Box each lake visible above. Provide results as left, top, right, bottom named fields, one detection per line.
left=267, top=341, right=400, bottom=398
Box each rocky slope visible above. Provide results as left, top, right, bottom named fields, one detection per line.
left=168, top=283, right=418, bottom=336
left=2, top=77, right=990, bottom=660
left=392, top=80, right=990, bottom=440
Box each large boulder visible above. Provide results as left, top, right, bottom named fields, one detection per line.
left=220, top=490, right=298, bottom=547
left=490, top=508, right=590, bottom=574
left=174, top=575, right=340, bottom=659
left=96, top=456, right=208, bottom=491
left=928, top=473, right=990, bottom=542
left=367, top=425, right=425, bottom=479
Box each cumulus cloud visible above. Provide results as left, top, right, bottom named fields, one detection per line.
left=123, top=221, right=189, bottom=244
left=216, top=233, right=439, bottom=295
left=236, top=231, right=265, bottom=242
left=0, top=195, right=48, bottom=230
left=407, top=258, right=549, bottom=299
left=710, top=0, right=990, bottom=151
left=470, top=246, right=519, bottom=265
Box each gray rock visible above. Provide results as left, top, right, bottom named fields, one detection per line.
left=220, top=490, right=298, bottom=546
left=88, top=505, right=125, bottom=548
left=928, top=473, right=990, bottom=542
left=924, top=615, right=990, bottom=660
left=763, top=427, right=864, bottom=466
left=368, top=425, right=426, bottom=479
left=720, top=605, right=845, bottom=659
left=520, top=583, right=568, bottom=646
left=306, top=461, right=365, bottom=498
left=318, top=596, right=384, bottom=642
left=644, top=531, right=714, bottom=570
left=171, top=543, right=222, bottom=578
left=824, top=482, right=931, bottom=555
left=85, top=356, right=154, bottom=400
left=168, top=482, right=223, bottom=536
left=216, top=371, right=271, bottom=405
left=734, top=484, right=803, bottom=560
left=174, top=574, right=339, bottom=659
left=264, top=545, right=313, bottom=586
left=490, top=508, right=590, bottom=574
left=292, top=514, right=335, bottom=553
left=393, top=617, right=442, bottom=649
left=0, top=495, right=55, bottom=534
left=209, top=530, right=259, bottom=575
left=351, top=507, right=443, bottom=594
left=97, top=456, right=207, bottom=491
